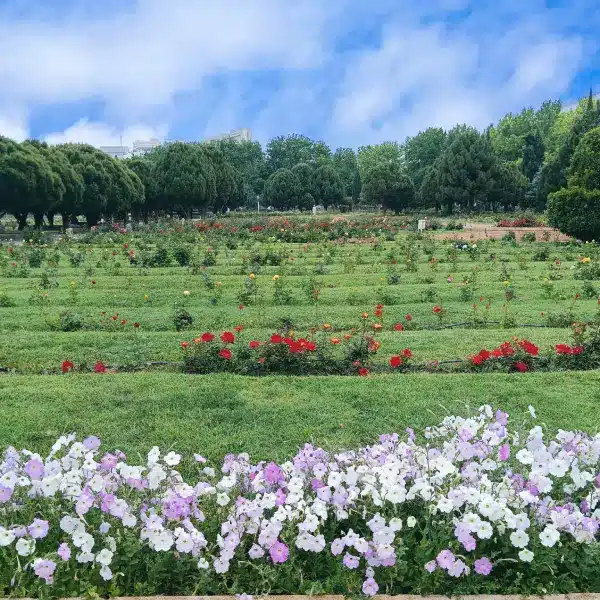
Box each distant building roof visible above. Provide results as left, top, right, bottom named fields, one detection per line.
left=100, top=146, right=130, bottom=155
left=204, top=128, right=252, bottom=143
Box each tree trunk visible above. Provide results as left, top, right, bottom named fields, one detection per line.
left=60, top=213, right=72, bottom=231
left=47, top=211, right=55, bottom=227
left=15, top=213, right=28, bottom=230
left=33, top=212, right=45, bottom=229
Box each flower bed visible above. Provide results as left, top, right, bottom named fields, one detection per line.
left=496, top=217, right=544, bottom=228
left=2, top=406, right=600, bottom=597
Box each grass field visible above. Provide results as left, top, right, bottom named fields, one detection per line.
left=1, top=216, right=600, bottom=457
left=2, top=371, right=600, bottom=463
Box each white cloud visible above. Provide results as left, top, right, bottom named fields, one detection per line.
left=0, top=0, right=333, bottom=111
left=0, top=0, right=597, bottom=149
left=0, top=111, right=29, bottom=142
left=43, top=119, right=169, bottom=148
left=327, top=16, right=587, bottom=146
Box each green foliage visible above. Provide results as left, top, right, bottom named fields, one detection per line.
left=404, top=127, right=446, bottom=189
left=548, top=187, right=600, bottom=241
left=173, top=308, right=194, bottom=331
left=362, top=162, right=414, bottom=213
left=265, top=134, right=330, bottom=175
left=567, top=126, right=600, bottom=190
left=332, top=147, right=359, bottom=198
left=263, top=168, right=302, bottom=210
left=436, top=126, right=500, bottom=213
left=357, top=141, right=403, bottom=179
left=312, top=164, right=344, bottom=208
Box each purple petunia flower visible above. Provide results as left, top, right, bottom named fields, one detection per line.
left=24, top=459, right=44, bottom=481
left=474, top=557, right=493, bottom=575
left=57, top=543, right=71, bottom=561
left=0, top=485, right=12, bottom=503
left=83, top=435, right=101, bottom=451
left=269, top=540, right=289, bottom=564
left=498, top=444, right=510, bottom=461
left=343, top=553, right=359, bottom=569
left=34, top=559, right=56, bottom=584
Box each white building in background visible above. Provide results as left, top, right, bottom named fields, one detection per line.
left=204, top=128, right=252, bottom=143
left=99, top=129, right=251, bottom=158
left=100, top=145, right=130, bottom=158
left=132, top=139, right=161, bottom=154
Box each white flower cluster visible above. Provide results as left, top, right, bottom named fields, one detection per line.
left=1, top=406, right=600, bottom=595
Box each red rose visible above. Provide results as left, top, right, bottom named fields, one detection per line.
left=221, top=331, right=235, bottom=344
left=390, top=355, right=402, bottom=368
left=358, top=367, right=369, bottom=376
left=94, top=361, right=107, bottom=373
left=180, top=341, right=190, bottom=349
left=393, top=323, right=404, bottom=331
left=405, top=314, right=413, bottom=321
left=514, top=361, right=528, bottom=372
left=201, top=332, right=215, bottom=343
left=249, top=340, right=261, bottom=349
left=270, top=334, right=283, bottom=344
left=61, top=360, right=74, bottom=373
left=402, top=348, right=413, bottom=359
left=219, top=348, right=232, bottom=360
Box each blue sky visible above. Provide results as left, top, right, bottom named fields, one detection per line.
left=0, top=0, right=598, bottom=149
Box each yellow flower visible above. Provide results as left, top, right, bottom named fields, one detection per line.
left=249, top=273, right=256, bottom=279
left=183, top=290, right=190, bottom=296
left=323, top=323, right=331, bottom=330
left=582, top=257, right=591, bottom=263
left=70, top=281, right=76, bottom=288
left=144, top=294, right=149, bottom=301
left=503, top=280, right=510, bottom=286
left=216, top=281, right=222, bottom=287
left=272, top=274, right=280, bottom=281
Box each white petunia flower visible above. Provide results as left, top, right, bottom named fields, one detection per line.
left=16, top=538, right=35, bottom=556
left=539, top=526, right=560, bottom=548
left=0, top=528, right=16, bottom=547
left=510, top=530, right=530, bottom=548
left=164, top=451, right=181, bottom=466
left=518, top=549, right=534, bottom=562
left=96, top=549, right=113, bottom=566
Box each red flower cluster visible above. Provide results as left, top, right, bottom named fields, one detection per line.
left=497, top=217, right=542, bottom=227
left=518, top=340, right=539, bottom=356
left=555, top=344, right=584, bottom=355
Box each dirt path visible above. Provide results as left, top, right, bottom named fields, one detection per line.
left=433, top=224, right=571, bottom=242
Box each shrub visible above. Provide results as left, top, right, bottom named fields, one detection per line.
left=548, top=187, right=600, bottom=241
left=51, top=310, right=85, bottom=332
left=0, top=292, right=16, bottom=307
left=173, top=308, right=194, bottom=331
left=150, top=246, right=171, bottom=267
left=172, top=245, right=192, bottom=266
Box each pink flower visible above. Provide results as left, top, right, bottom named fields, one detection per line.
left=436, top=549, right=455, bottom=569
left=24, top=458, right=44, bottom=480
left=0, top=485, right=13, bottom=503
left=343, top=553, right=360, bottom=569
left=474, top=557, right=493, bottom=575
left=498, top=444, right=510, bottom=461
left=57, top=543, right=71, bottom=561
left=362, top=577, right=379, bottom=596
left=269, top=540, right=289, bottom=564
left=424, top=560, right=437, bottom=573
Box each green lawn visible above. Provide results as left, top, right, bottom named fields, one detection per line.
left=2, top=371, right=600, bottom=464
left=2, top=230, right=600, bottom=462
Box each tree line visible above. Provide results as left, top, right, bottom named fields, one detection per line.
left=1, top=91, right=599, bottom=229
